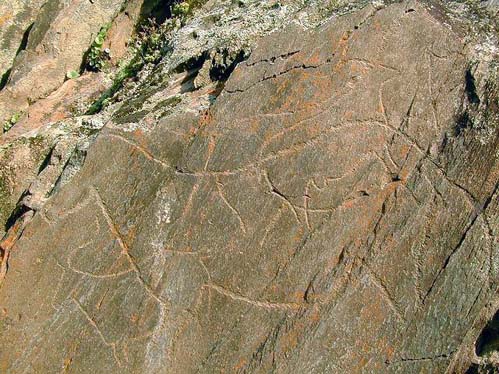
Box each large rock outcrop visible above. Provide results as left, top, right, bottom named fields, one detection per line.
left=0, top=1, right=498, bottom=373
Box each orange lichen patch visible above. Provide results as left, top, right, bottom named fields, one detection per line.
left=333, top=31, right=351, bottom=72
left=279, top=325, right=300, bottom=353
left=233, top=358, right=247, bottom=371
left=342, top=198, right=359, bottom=210
left=124, top=225, right=138, bottom=246
left=398, top=143, right=411, bottom=159
left=279, top=315, right=326, bottom=361
left=0, top=12, right=13, bottom=27
left=130, top=128, right=152, bottom=156
left=359, top=299, right=385, bottom=323
left=188, top=125, right=199, bottom=138
left=384, top=342, right=395, bottom=362
left=0, top=211, right=34, bottom=286
left=303, top=50, right=323, bottom=66
left=293, top=290, right=306, bottom=301
left=62, top=356, right=73, bottom=372
left=292, top=229, right=304, bottom=244
left=266, top=79, right=293, bottom=111
left=308, top=305, right=321, bottom=322
left=245, top=117, right=262, bottom=135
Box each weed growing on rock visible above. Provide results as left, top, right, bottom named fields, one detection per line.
left=86, top=0, right=208, bottom=114
left=171, top=0, right=207, bottom=19
left=66, top=70, right=80, bottom=80
left=87, top=19, right=174, bottom=114
left=2, top=112, right=21, bottom=133
left=136, top=19, right=171, bottom=64
left=86, top=23, right=111, bottom=71
left=172, top=1, right=191, bottom=17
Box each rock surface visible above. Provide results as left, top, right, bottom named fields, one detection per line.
left=0, top=0, right=45, bottom=85
left=0, top=1, right=498, bottom=373
left=0, top=0, right=131, bottom=124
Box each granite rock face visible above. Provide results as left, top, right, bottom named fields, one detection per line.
left=0, top=1, right=498, bottom=373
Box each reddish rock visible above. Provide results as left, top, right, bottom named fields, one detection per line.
left=0, top=1, right=497, bottom=373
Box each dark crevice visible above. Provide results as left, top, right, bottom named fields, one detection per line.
left=246, top=319, right=285, bottom=370
left=139, top=0, right=175, bottom=26
left=176, top=48, right=248, bottom=100
left=4, top=192, right=32, bottom=233
left=476, top=309, right=499, bottom=357
left=15, top=22, right=34, bottom=57
left=246, top=50, right=300, bottom=67
left=37, top=145, right=55, bottom=175
left=225, top=58, right=333, bottom=94
left=386, top=351, right=454, bottom=365
left=209, top=49, right=247, bottom=82
left=454, top=110, right=471, bottom=136
left=0, top=22, right=33, bottom=91
left=465, top=363, right=498, bottom=374
left=176, top=52, right=208, bottom=76
left=465, top=68, right=480, bottom=106
left=0, top=68, right=11, bottom=91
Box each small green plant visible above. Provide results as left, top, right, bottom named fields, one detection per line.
left=3, top=112, right=21, bottom=133
left=137, top=19, right=167, bottom=64
left=66, top=70, right=80, bottom=80
left=86, top=23, right=111, bottom=71
left=171, top=0, right=207, bottom=20
left=172, top=1, right=191, bottom=18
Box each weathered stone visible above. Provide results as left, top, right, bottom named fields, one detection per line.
left=0, top=116, right=105, bottom=236
left=0, top=72, right=110, bottom=145
left=0, top=0, right=130, bottom=124
left=0, top=135, right=50, bottom=236
left=0, top=1, right=497, bottom=373
left=0, top=0, right=46, bottom=85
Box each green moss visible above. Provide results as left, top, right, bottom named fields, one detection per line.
left=153, top=95, right=182, bottom=110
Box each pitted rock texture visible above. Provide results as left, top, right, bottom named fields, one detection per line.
left=0, top=2, right=498, bottom=374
